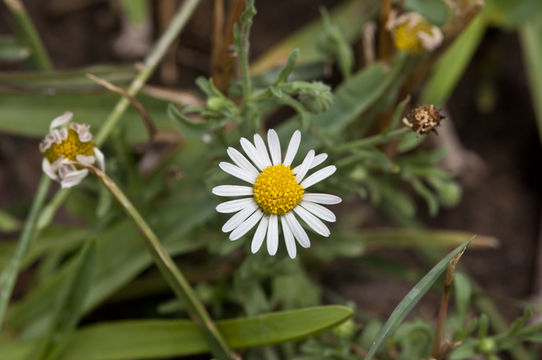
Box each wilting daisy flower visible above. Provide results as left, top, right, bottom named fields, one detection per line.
left=39, top=112, right=105, bottom=188
left=387, top=12, right=443, bottom=54
left=212, top=129, right=341, bottom=259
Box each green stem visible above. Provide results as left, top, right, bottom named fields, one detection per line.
left=0, top=176, right=51, bottom=328
left=82, top=163, right=232, bottom=359
left=4, top=0, right=53, bottom=70
left=36, top=0, right=202, bottom=230
left=95, top=0, right=201, bottom=146
left=334, top=128, right=410, bottom=153
left=238, top=1, right=254, bottom=116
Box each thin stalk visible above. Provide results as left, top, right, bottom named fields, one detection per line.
left=36, top=0, right=202, bottom=231
left=377, top=0, right=392, bottom=61
left=0, top=176, right=51, bottom=328
left=4, top=0, right=53, bottom=70
left=431, top=248, right=465, bottom=359
left=334, top=127, right=410, bottom=153
left=76, top=161, right=233, bottom=360
left=95, top=0, right=201, bottom=146
left=238, top=1, right=254, bottom=115
left=1, top=0, right=202, bottom=332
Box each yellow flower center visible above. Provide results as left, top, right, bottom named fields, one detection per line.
left=44, top=128, right=94, bottom=164
left=253, top=164, right=304, bottom=215
left=393, top=19, right=433, bottom=53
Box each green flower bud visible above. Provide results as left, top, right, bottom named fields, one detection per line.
left=298, top=82, right=333, bottom=114
left=478, top=338, right=497, bottom=355
left=332, top=319, right=356, bottom=339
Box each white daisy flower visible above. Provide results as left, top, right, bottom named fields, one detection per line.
left=212, top=129, right=341, bottom=259
left=39, top=112, right=105, bottom=188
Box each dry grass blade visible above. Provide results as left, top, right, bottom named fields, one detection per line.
left=86, top=73, right=157, bottom=140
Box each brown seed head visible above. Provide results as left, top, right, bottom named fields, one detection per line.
left=402, top=104, right=444, bottom=136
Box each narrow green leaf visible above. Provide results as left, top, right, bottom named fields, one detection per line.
left=364, top=238, right=472, bottom=360
left=274, top=48, right=299, bottom=85
left=38, top=241, right=97, bottom=360
left=0, top=306, right=353, bottom=360
left=419, top=14, right=487, bottom=107
left=251, top=0, right=379, bottom=73
left=0, top=36, right=30, bottom=61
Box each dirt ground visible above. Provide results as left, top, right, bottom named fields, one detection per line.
left=1, top=0, right=541, bottom=327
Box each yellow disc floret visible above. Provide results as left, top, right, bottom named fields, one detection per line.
left=43, top=128, right=95, bottom=164
left=393, top=18, right=433, bottom=54
left=253, top=164, right=304, bottom=215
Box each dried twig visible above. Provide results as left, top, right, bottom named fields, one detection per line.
left=86, top=73, right=157, bottom=140
left=430, top=243, right=468, bottom=359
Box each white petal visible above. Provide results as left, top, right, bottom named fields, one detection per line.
left=281, top=215, right=297, bottom=259
left=303, top=193, right=342, bottom=205
left=285, top=211, right=310, bottom=248
left=253, top=134, right=272, bottom=168
left=267, top=129, right=282, bottom=165
left=240, top=137, right=266, bottom=171
left=229, top=209, right=263, bottom=241
left=300, top=165, right=336, bottom=189
left=76, top=154, right=96, bottom=165
left=71, top=123, right=92, bottom=142
left=293, top=205, right=330, bottom=237
left=52, top=129, right=68, bottom=143
left=39, top=138, right=53, bottom=153
left=50, top=112, right=73, bottom=130
left=251, top=215, right=269, bottom=253
left=212, top=185, right=253, bottom=197
left=60, top=169, right=88, bottom=188
left=42, top=158, right=58, bottom=181
left=295, top=150, right=315, bottom=183
left=301, top=201, right=336, bottom=222
left=227, top=147, right=259, bottom=178
left=267, top=214, right=279, bottom=255
left=216, top=198, right=254, bottom=213
left=219, top=162, right=257, bottom=184
left=94, top=147, right=105, bottom=171
left=293, top=153, right=328, bottom=174
left=222, top=203, right=258, bottom=233
left=283, top=130, right=301, bottom=166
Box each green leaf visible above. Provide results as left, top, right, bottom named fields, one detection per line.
left=251, top=0, right=379, bottom=73
left=336, top=229, right=496, bottom=250
left=0, top=91, right=174, bottom=144
left=274, top=48, right=299, bottom=85
left=0, top=36, right=30, bottom=61
left=453, top=271, right=471, bottom=323
left=364, top=238, right=472, bottom=360
left=486, top=0, right=542, bottom=29
left=0, top=306, right=353, bottom=360
left=0, top=209, right=21, bottom=233
left=0, top=65, right=136, bottom=90
left=7, top=191, right=215, bottom=335
left=520, top=14, right=542, bottom=144
left=419, top=14, right=487, bottom=107
left=38, top=241, right=97, bottom=360
left=405, top=0, right=451, bottom=26
left=120, top=0, right=148, bottom=25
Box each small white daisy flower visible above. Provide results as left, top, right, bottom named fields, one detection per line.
left=212, top=129, right=341, bottom=259
left=39, top=112, right=105, bottom=188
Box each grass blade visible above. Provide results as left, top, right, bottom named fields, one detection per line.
left=364, top=237, right=472, bottom=360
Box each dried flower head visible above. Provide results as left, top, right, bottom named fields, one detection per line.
left=402, top=105, right=444, bottom=137
left=387, top=12, right=443, bottom=54
left=39, top=112, right=105, bottom=188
